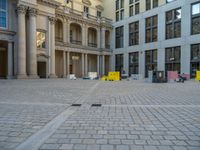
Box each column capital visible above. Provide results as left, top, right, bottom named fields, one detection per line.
left=16, top=5, right=28, bottom=15
left=28, top=8, right=38, bottom=17
left=48, top=17, right=57, bottom=24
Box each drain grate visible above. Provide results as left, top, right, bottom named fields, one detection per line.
left=91, top=104, right=102, bottom=107
left=71, top=104, right=82, bottom=107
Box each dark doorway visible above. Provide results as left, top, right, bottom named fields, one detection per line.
left=0, top=48, right=7, bottom=79
left=37, top=62, right=46, bottom=78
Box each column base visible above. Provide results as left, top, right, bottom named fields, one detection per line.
left=49, top=74, right=57, bottom=78
left=28, top=74, right=39, bottom=79
left=16, top=74, right=28, bottom=79
left=7, top=75, right=13, bottom=79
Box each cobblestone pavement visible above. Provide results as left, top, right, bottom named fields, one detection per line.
left=0, top=79, right=199, bottom=150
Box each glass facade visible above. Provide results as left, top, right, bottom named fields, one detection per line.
left=115, top=26, right=124, bottom=48
left=129, top=52, right=139, bottom=75
left=115, top=54, right=124, bottom=73
left=145, top=15, right=158, bottom=43
left=129, top=21, right=139, bottom=46
left=191, top=2, right=200, bottom=35
left=145, top=50, right=157, bottom=77
left=191, top=44, right=200, bottom=78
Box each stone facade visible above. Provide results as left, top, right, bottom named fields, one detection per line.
left=0, top=0, right=112, bottom=79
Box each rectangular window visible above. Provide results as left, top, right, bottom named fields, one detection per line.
left=116, top=0, right=124, bottom=21
left=165, top=46, right=181, bottom=75
left=191, top=44, right=200, bottom=78
left=145, top=49, right=157, bottom=77
left=166, top=8, right=181, bottom=39
left=97, top=11, right=101, bottom=18
left=84, top=6, right=89, bottom=17
left=129, top=21, right=139, bottom=46
left=115, top=54, right=124, bottom=73
left=0, top=0, right=7, bottom=28
left=129, top=0, right=140, bottom=17
left=37, top=31, right=46, bottom=49
left=191, top=2, right=200, bottom=35
left=129, top=52, right=139, bottom=75
left=146, top=0, right=151, bottom=11
left=153, top=0, right=158, bottom=8
left=145, top=15, right=158, bottom=43
left=115, top=26, right=124, bottom=48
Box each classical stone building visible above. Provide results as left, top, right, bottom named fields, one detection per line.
left=0, top=0, right=112, bottom=79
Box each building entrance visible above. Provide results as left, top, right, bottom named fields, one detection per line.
left=37, top=62, right=46, bottom=78
left=0, top=47, right=7, bottom=79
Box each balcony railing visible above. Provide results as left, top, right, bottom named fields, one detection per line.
left=88, top=43, right=97, bottom=48
left=70, top=40, right=82, bottom=45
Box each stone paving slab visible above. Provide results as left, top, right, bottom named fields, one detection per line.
left=0, top=79, right=199, bottom=150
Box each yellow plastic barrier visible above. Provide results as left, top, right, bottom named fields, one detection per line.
left=195, top=71, right=200, bottom=81
left=101, top=76, right=108, bottom=81
left=108, top=72, right=120, bottom=81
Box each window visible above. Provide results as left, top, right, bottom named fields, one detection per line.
left=145, top=50, right=157, bottom=77
left=165, top=46, right=181, bottom=75
left=166, top=8, right=181, bottom=39
left=191, top=44, right=200, bottom=78
left=115, top=26, right=124, bottom=48
left=0, top=0, right=7, bottom=28
left=37, top=31, right=46, bottom=49
left=145, top=15, right=158, bottom=43
left=146, top=0, right=158, bottom=11
left=129, top=0, right=140, bottom=17
left=129, top=21, right=139, bottom=46
left=115, top=54, right=124, bottom=74
left=84, top=6, right=89, bottom=17
left=191, top=2, right=200, bottom=35
left=97, top=11, right=101, bottom=18
left=129, top=52, right=139, bottom=75
left=116, top=0, right=124, bottom=21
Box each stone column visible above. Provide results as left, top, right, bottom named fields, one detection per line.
left=66, top=20, right=70, bottom=44
left=63, top=19, right=67, bottom=43
left=67, top=51, right=70, bottom=76
left=16, top=5, right=27, bottom=79
left=102, top=55, right=105, bottom=75
left=82, top=53, right=85, bottom=77
left=101, top=27, right=106, bottom=49
left=85, top=53, right=88, bottom=76
left=63, top=51, right=66, bottom=78
left=82, top=24, right=86, bottom=46
left=7, top=41, right=13, bottom=79
left=97, top=55, right=100, bottom=76
left=49, top=17, right=57, bottom=78
left=28, top=8, right=38, bottom=78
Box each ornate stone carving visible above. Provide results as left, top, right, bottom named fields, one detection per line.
left=16, top=5, right=28, bottom=15
left=28, top=8, right=38, bottom=17
left=82, top=0, right=91, bottom=6
left=96, top=5, right=104, bottom=11
left=48, top=17, right=57, bottom=24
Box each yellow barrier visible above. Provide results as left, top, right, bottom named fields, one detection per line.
left=195, top=71, right=200, bottom=81
left=108, top=72, right=120, bottom=81
left=101, top=76, right=108, bottom=81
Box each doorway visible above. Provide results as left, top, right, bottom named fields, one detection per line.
left=0, top=48, right=7, bottom=79
left=37, top=62, right=46, bottom=78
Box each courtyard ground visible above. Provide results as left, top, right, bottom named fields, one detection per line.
left=0, top=79, right=199, bottom=150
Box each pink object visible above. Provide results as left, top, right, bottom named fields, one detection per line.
left=180, top=74, right=190, bottom=80
left=167, top=71, right=178, bottom=81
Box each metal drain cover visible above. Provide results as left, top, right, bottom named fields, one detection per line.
left=91, top=104, right=102, bottom=107
left=71, top=104, right=82, bottom=106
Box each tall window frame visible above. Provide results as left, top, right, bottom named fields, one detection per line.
left=165, top=46, right=181, bottom=75
left=129, top=21, right=139, bottom=46
left=0, top=0, right=7, bottom=29
left=191, top=44, right=200, bottom=78
left=146, top=0, right=158, bottom=11
left=116, top=0, right=124, bottom=21
left=115, top=54, right=124, bottom=74
left=166, top=8, right=181, bottom=39
left=115, top=26, right=124, bottom=48
left=145, top=49, right=157, bottom=77
left=129, top=52, right=139, bottom=76
left=145, top=15, right=158, bottom=43
left=37, top=30, right=47, bottom=49
left=191, top=2, right=200, bottom=35
left=129, top=0, right=140, bottom=17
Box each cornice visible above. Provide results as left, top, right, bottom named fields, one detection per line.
left=37, top=0, right=61, bottom=8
